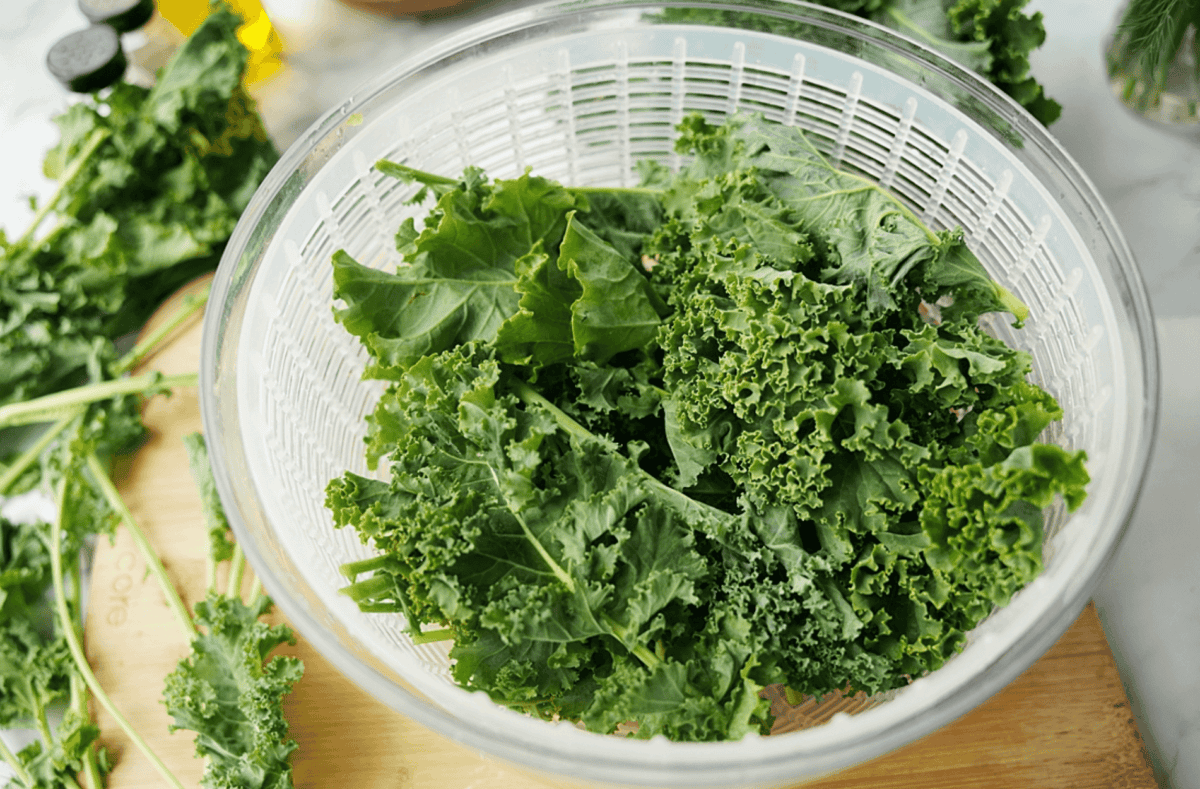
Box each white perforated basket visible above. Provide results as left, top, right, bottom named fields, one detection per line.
left=200, top=1, right=1158, bottom=786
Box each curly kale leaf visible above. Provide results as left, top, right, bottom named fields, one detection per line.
left=879, top=0, right=993, bottom=73
left=651, top=117, right=1084, bottom=680
left=676, top=114, right=1028, bottom=321
left=493, top=214, right=666, bottom=367
left=184, top=432, right=236, bottom=565
left=9, top=707, right=104, bottom=789
left=880, top=0, right=1061, bottom=124
left=0, top=618, right=74, bottom=731
left=328, top=343, right=775, bottom=739
left=332, top=166, right=664, bottom=376
left=0, top=512, right=109, bottom=788
left=163, top=594, right=303, bottom=789
left=944, top=0, right=1060, bottom=124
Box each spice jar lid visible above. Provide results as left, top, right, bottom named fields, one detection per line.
left=78, top=0, right=156, bottom=33
left=46, top=24, right=128, bottom=93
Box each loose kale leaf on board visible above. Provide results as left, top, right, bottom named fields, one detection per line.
left=163, top=594, right=303, bottom=789
left=184, top=431, right=236, bottom=565
left=0, top=509, right=110, bottom=788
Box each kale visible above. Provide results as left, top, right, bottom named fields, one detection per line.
left=0, top=6, right=278, bottom=408
left=163, top=595, right=303, bottom=789
left=164, top=433, right=303, bottom=789
left=325, top=113, right=1087, bottom=741
left=0, top=480, right=113, bottom=789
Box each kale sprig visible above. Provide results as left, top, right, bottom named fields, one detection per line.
left=0, top=294, right=303, bottom=789
left=164, top=434, right=303, bottom=789
left=0, top=307, right=203, bottom=789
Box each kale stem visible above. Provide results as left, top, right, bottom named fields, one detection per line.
left=341, top=574, right=395, bottom=603
left=375, top=160, right=460, bottom=186
left=63, top=552, right=103, bottom=789
left=65, top=568, right=104, bottom=789
left=340, top=555, right=397, bottom=580
left=508, top=380, right=611, bottom=447
left=85, top=452, right=197, bottom=639
left=68, top=535, right=84, bottom=616
left=33, top=705, right=54, bottom=754
left=10, top=217, right=71, bottom=267
left=206, top=556, right=219, bottom=597
left=0, top=412, right=78, bottom=495
left=0, top=372, right=199, bottom=429
left=70, top=673, right=105, bottom=789
left=510, top=506, right=575, bottom=592
left=247, top=575, right=263, bottom=606
left=567, top=185, right=664, bottom=197
left=50, top=477, right=189, bottom=789
left=603, top=615, right=661, bottom=669
left=225, top=543, right=246, bottom=600
left=12, top=128, right=110, bottom=253
left=840, top=169, right=939, bottom=245
left=411, top=628, right=455, bottom=644
left=484, top=458, right=576, bottom=592
left=113, top=286, right=210, bottom=375
left=0, top=736, right=34, bottom=789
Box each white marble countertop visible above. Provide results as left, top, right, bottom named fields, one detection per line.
left=2, top=1, right=1197, bottom=787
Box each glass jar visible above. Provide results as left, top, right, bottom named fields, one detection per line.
left=1106, top=2, right=1200, bottom=137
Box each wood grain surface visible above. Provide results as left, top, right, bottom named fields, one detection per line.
left=83, top=277, right=1159, bottom=789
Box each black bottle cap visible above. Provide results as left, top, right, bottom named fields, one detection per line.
left=78, top=0, right=156, bottom=33
left=46, top=25, right=128, bottom=93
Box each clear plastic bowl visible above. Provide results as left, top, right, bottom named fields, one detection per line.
left=199, top=1, right=1159, bottom=785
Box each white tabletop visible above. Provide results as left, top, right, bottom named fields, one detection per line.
left=2, top=1, right=1197, bottom=787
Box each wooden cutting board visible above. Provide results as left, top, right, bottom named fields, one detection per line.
left=83, top=276, right=1159, bottom=789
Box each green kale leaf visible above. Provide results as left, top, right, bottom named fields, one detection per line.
left=184, top=431, right=236, bottom=567
left=331, top=167, right=578, bottom=376
left=880, top=0, right=994, bottom=75
left=163, top=594, right=303, bottom=789
left=333, top=166, right=664, bottom=375
left=329, top=343, right=774, bottom=739
left=677, top=114, right=1028, bottom=321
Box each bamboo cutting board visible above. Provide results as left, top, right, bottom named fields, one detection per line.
left=83, top=277, right=1159, bottom=789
